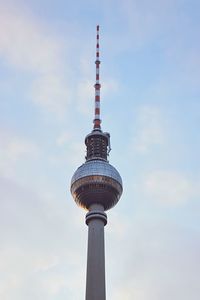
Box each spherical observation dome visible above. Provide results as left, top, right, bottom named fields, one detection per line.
left=71, top=160, right=123, bottom=211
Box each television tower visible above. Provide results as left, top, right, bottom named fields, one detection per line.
left=70, top=25, right=123, bottom=300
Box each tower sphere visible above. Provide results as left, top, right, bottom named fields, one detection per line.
left=71, top=159, right=122, bottom=211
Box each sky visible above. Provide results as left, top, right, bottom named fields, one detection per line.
left=0, top=0, right=200, bottom=299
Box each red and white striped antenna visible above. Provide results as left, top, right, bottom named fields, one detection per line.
left=93, top=25, right=101, bottom=130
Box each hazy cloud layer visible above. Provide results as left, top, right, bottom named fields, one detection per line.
left=0, top=3, right=69, bottom=117
left=133, top=105, right=166, bottom=153
left=0, top=0, right=200, bottom=299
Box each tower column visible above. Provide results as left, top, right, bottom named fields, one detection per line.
left=70, top=25, right=123, bottom=300
left=85, top=204, right=107, bottom=300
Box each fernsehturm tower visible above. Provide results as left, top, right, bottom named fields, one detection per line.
left=70, top=25, right=123, bottom=300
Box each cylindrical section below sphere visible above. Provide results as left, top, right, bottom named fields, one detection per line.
left=71, top=160, right=123, bottom=211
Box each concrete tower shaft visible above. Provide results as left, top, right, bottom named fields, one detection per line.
left=85, top=204, right=107, bottom=300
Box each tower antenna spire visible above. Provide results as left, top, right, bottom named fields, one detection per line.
left=93, top=25, right=101, bottom=130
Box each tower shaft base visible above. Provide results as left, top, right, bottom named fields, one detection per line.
left=85, top=204, right=107, bottom=300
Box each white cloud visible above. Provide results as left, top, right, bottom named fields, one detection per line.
left=133, top=105, right=165, bottom=153
left=102, top=78, right=119, bottom=95
left=0, top=130, right=39, bottom=178
left=0, top=4, right=61, bottom=72
left=0, top=176, right=86, bottom=299
left=0, top=3, right=70, bottom=117
left=48, top=138, right=84, bottom=168
left=107, top=218, right=200, bottom=300
left=31, top=74, right=69, bottom=118
left=34, top=255, right=59, bottom=273
left=118, top=0, right=182, bottom=48
left=56, top=132, right=71, bottom=146
left=41, top=275, right=68, bottom=295
left=77, top=79, right=93, bottom=115
left=143, top=170, right=197, bottom=205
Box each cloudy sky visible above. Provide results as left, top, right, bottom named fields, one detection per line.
left=1, top=0, right=200, bottom=299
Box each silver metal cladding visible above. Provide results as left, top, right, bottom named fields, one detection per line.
left=71, top=160, right=122, bottom=186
